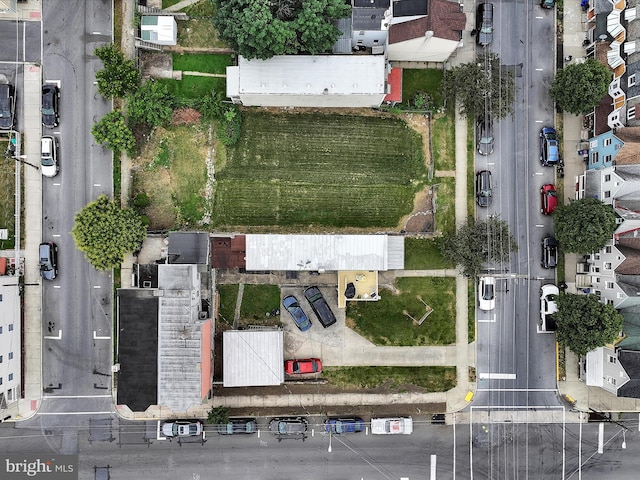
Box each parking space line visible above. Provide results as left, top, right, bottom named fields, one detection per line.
left=478, top=373, right=516, bottom=380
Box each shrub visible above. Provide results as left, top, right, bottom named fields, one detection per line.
left=218, top=106, right=242, bottom=146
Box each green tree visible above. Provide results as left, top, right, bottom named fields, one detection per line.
left=94, top=43, right=140, bottom=98
left=556, top=293, right=623, bottom=357
left=206, top=406, right=230, bottom=425
left=213, top=0, right=351, bottom=60
left=549, top=58, right=611, bottom=115
left=438, top=216, right=518, bottom=277
left=72, top=195, right=147, bottom=271
left=442, top=53, right=515, bottom=119
left=92, top=111, right=135, bottom=154
left=553, top=198, right=617, bottom=254
left=128, top=80, right=174, bottom=128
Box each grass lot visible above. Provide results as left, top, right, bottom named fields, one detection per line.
left=404, top=238, right=454, bottom=270
left=240, top=285, right=280, bottom=320
left=172, top=53, right=232, bottom=74
left=216, top=284, right=238, bottom=325
left=467, top=117, right=475, bottom=215
left=402, top=69, right=444, bottom=107
left=213, top=112, right=427, bottom=229
left=0, top=140, right=16, bottom=250
left=434, top=177, right=455, bottom=235
left=347, top=277, right=456, bottom=346
left=175, top=1, right=228, bottom=49
left=324, top=366, right=456, bottom=391
left=162, top=0, right=183, bottom=7
left=157, top=76, right=226, bottom=100
left=468, top=278, right=475, bottom=343
left=432, top=113, right=455, bottom=171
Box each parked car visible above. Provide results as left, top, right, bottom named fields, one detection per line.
left=269, top=417, right=308, bottom=441
left=371, top=417, right=413, bottom=435
left=478, top=276, right=495, bottom=311
left=476, top=114, right=494, bottom=155
left=0, top=82, right=15, bottom=130
left=39, top=242, right=57, bottom=281
left=475, top=170, right=493, bottom=207
left=217, top=418, right=257, bottom=435
left=540, top=0, right=555, bottom=8
left=540, top=127, right=560, bottom=166
left=540, top=284, right=559, bottom=332
left=304, top=286, right=337, bottom=328
left=475, top=3, right=494, bottom=46
left=540, top=184, right=558, bottom=215
left=541, top=236, right=558, bottom=269
left=162, top=420, right=203, bottom=438
left=40, top=136, right=59, bottom=178
left=284, top=358, right=322, bottom=375
left=324, top=417, right=365, bottom=434
left=282, top=295, right=311, bottom=331
left=42, top=84, right=60, bottom=128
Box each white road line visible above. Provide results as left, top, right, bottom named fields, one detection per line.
left=52, top=183, right=61, bottom=186
left=92, top=32, right=102, bottom=35
left=535, top=172, right=543, bottom=175
left=93, top=285, right=101, bottom=289
left=535, top=68, right=543, bottom=71
left=52, top=234, right=61, bottom=237
left=93, top=183, right=101, bottom=187
left=44, top=330, right=62, bottom=339
left=478, top=373, right=516, bottom=380
left=53, top=285, right=61, bottom=288
left=535, top=224, right=544, bottom=227
left=430, top=455, right=436, bottom=480
left=535, top=120, right=544, bottom=123
left=38, top=411, right=113, bottom=415
left=477, top=316, right=496, bottom=323
left=43, top=394, right=112, bottom=399
left=93, top=331, right=110, bottom=340
left=476, top=388, right=557, bottom=392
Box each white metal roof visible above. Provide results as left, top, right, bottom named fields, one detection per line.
left=223, top=330, right=284, bottom=387
left=245, top=234, right=401, bottom=271
left=226, top=55, right=387, bottom=107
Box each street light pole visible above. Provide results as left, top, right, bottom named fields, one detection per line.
left=5, top=153, right=39, bottom=171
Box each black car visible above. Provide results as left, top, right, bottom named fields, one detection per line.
left=269, top=417, right=308, bottom=441
left=0, top=83, right=15, bottom=130
left=39, top=242, right=58, bottom=281
left=42, top=84, right=60, bottom=128
left=217, top=418, right=257, bottom=435
left=475, top=170, right=493, bottom=207
left=541, top=236, right=558, bottom=269
left=304, top=286, right=337, bottom=328
left=475, top=3, right=494, bottom=46
left=476, top=114, right=494, bottom=155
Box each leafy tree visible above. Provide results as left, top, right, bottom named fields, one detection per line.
left=442, top=53, right=515, bottom=119
left=212, top=0, right=351, bottom=60
left=92, top=111, right=136, bottom=154
left=556, top=293, right=623, bottom=357
left=206, top=406, right=229, bottom=425
left=553, top=198, right=617, bottom=254
left=94, top=43, right=140, bottom=98
left=72, top=195, right=147, bottom=271
left=549, top=58, right=611, bottom=115
left=438, top=216, right=518, bottom=277
left=128, top=81, right=174, bottom=128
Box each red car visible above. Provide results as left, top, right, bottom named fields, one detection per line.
left=540, top=184, right=558, bottom=215
left=284, top=358, right=322, bottom=375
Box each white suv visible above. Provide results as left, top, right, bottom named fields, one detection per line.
left=40, top=136, right=59, bottom=177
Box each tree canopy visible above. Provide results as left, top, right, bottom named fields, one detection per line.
left=549, top=58, right=611, bottom=115
left=72, top=195, right=147, bottom=271
left=442, top=53, right=515, bottom=119
left=91, top=111, right=135, bottom=155
left=212, top=0, right=351, bottom=60
left=95, top=43, right=140, bottom=99
left=556, top=293, right=623, bottom=357
left=553, top=198, right=617, bottom=254
left=128, top=80, right=174, bottom=128
left=438, top=216, right=518, bottom=277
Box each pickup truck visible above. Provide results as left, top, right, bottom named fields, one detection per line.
left=370, top=417, right=413, bottom=435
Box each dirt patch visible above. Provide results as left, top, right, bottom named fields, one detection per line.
left=398, top=186, right=434, bottom=234
left=139, top=51, right=174, bottom=80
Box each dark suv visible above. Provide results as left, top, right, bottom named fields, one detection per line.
left=42, top=84, right=60, bottom=128
left=39, top=242, right=58, bottom=280
left=475, top=170, right=493, bottom=207
left=269, top=417, right=308, bottom=441
left=0, top=83, right=15, bottom=130
left=304, top=286, right=337, bottom=328
left=541, top=236, right=558, bottom=269
left=476, top=114, right=494, bottom=155
left=475, top=3, right=494, bottom=46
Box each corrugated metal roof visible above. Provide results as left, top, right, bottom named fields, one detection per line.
left=333, top=17, right=353, bottom=54
left=231, top=55, right=386, bottom=104
left=223, top=330, right=284, bottom=387
left=245, top=234, right=396, bottom=271
left=387, top=235, right=405, bottom=269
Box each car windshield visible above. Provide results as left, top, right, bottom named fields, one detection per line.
left=483, top=284, right=494, bottom=300
left=42, top=106, right=55, bottom=115
left=548, top=190, right=557, bottom=197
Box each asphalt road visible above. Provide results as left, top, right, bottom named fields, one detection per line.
left=37, top=0, right=114, bottom=433
left=473, top=0, right=559, bottom=408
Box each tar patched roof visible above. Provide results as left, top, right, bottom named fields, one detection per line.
left=244, top=234, right=404, bottom=271
left=168, top=232, right=209, bottom=265
left=223, top=330, right=284, bottom=387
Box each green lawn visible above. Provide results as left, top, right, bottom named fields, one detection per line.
left=434, top=177, right=456, bottom=235
left=402, top=69, right=444, bottom=107
left=432, top=113, right=455, bottom=171
left=213, top=112, right=427, bottom=228
left=468, top=278, right=475, bottom=343
left=323, top=366, right=456, bottom=391
left=217, top=284, right=239, bottom=325
left=404, top=238, right=455, bottom=270
left=239, top=285, right=280, bottom=319
left=176, top=1, right=228, bottom=49
left=172, top=53, right=232, bottom=74
left=162, top=0, right=183, bottom=7
left=0, top=140, right=16, bottom=250
left=347, top=277, right=456, bottom=346
left=157, top=76, right=226, bottom=100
